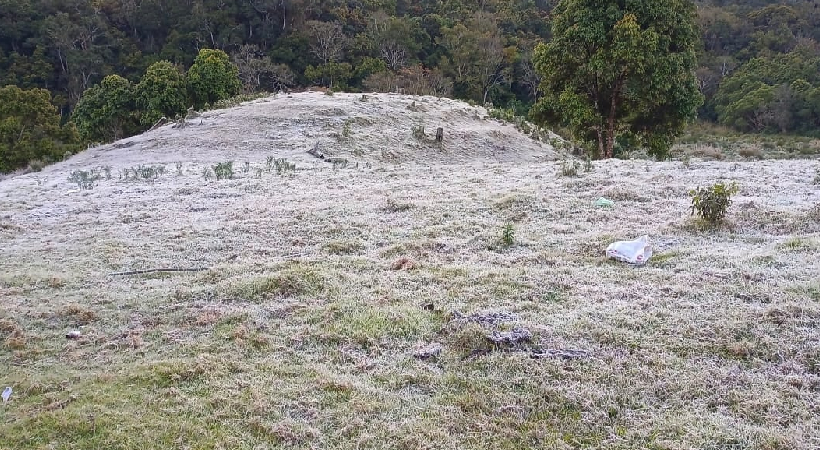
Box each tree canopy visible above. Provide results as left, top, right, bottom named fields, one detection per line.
left=530, top=0, right=703, bottom=158
left=0, top=85, right=79, bottom=173
left=1, top=0, right=819, bottom=172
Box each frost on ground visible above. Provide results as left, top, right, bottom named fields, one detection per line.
left=1, top=92, right=819, bottom=449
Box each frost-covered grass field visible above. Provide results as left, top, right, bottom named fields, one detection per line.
left=1, top=93, right=819, bottom=449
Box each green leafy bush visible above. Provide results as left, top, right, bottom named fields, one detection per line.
left=0, top=85, right=80, bottom=173
left=72, top=75, right=139, bottom=143
left=213, top=161, right=234, bottom=180
left=500, top=223, right=515, bottom=248
left=186, top=49, right=242, bottom=109
left=689, top=182, right=739, bottom=225
left=68, top=169, right=101, bottom=190
left=136, top=61, right=188, bottom=126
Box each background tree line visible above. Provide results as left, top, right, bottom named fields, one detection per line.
left=2, top=0, right=820, bottom=171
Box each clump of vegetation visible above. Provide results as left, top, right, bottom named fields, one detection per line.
left=499, top=223, right=516, bottom=248
left=272, top=158, right=295, bottom=175
left=561, top=158, right=580, bottom=177
left=488, top=107, right=546, bottom=140
left=689, top=181, right=739, bottom=226
left=187, top=49, right=242, bottom=109
left=68, top=169, right=101, bottom=190
left=213, top=161, right=234, bottom=180
left=814, top=169, right=820, bottom=185
left=412, top=124, right=426, bottom=141
left=584, top=156, right=593, bottom=172
left=122, top=164, right=166, bottom=182
left=383, top=198, right=414, bottom=212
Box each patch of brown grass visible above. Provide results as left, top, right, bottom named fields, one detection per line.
left=390, top=256, right=418, bottom=271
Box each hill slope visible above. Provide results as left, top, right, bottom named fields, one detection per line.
left=42, top=92, right=557, bottom=177
left=1, top=94, right=819, bottom=449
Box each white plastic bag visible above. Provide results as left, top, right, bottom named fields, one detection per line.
left=605, top=235, right=653, bottom=265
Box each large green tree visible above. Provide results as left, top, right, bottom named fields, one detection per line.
left=0, top=85, right=80, bottom=173
left=531, top=0, right=703, bottom=158
left=135, top=60, right=188, bottom=126
left=186, top=48, right=241, bottom=109
left=71, top=74, right=139, bottom=143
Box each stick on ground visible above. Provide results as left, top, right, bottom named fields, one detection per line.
left=108, top=267, right=210, bottom=276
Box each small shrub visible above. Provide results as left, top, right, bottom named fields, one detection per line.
left=500, top=223, right=515, bottom=248
left=383, top=198, right=414, bottom=212
left=68, top=169, right=101, bottom=190
left=175, top=162, right=183, bottom=176
left=213, top=161, right=234, bottom=180
left=813, top=169, right=820, bottom=185
left=342, top=119, right=352, bottom=138
left=128, top=164, right=165, bottom=181
left=681, top=153, right=691, bottom=169
left=28, top=159, right=48, bottom=172
left=272, top=158, right=295, bottom=175
left=561, top=159, right=580, bottom=177
left=584, top=156, right=593, bottom=172
left=738, top=147, right=764, bottom=160
left=243, top=161, right=251, bottom=173
left=202, top=167, right=213, bottom=180
left=412, top=124, right=426, bottom=141
left=689, top=181, right=739, bottom=226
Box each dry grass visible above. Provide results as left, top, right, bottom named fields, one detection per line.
left=1, top=93, right=819, bottom=449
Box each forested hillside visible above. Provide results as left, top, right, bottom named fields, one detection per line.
left=2, top=0, right=820, bottom=140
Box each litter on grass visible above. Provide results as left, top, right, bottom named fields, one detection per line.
left=606, top=235, right=653, bottom=265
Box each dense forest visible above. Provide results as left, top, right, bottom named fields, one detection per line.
left=2, top=0, right=820, bottom=168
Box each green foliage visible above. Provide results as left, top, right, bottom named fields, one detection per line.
left=213, top=161, right=234, bottom=180
left=270, top=158, right=295, bottom=175
left=561, top=159, right=580, bottom=177
left=304, top=62, right=353, bottom=90
left=5, top=0, right=820, bottom=141
left=121, top=165, right=166, bottom=182
left=500, top=223, right=515, bottom=248
left=136, top=61, right=187, bottom=126
left=72, top=75, right=139, bottom=143
left=584, top=156, right=593, bottom=173
left=689, top=182, right=739, bottom=225
left=68, top=169, right=101, bottom=190
left=439, top=12, right=509, bottom=104
left=0, top=85, right=80, bottom=173
left=714, top=48, right=820, bottom=134
left=531, top=0, right=703, bottom=159
left=186, top=49, right=241, bottom=110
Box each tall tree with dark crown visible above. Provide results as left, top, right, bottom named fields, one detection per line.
left=531, top=0, right=703, bottom=159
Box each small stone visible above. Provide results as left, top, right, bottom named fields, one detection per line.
left=487, top=328, right=532, bottom=346
left=413, top=342, right=443, bottom=360
left=66, top=330, right=82, bottom=339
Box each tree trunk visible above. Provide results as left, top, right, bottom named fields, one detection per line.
left=596, top=129, right=605, bottom=159
left=605, top=95, right=618, bottom=158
